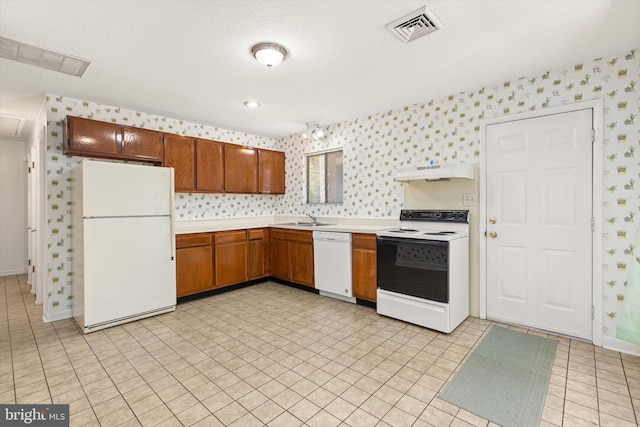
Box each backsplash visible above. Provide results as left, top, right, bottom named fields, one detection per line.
left=44, top=48, right=638, bottom=342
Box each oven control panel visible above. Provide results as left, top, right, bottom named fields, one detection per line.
left=399, top=209, right=469, bottom=223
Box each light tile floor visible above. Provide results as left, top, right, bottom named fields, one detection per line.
left=1, top=274, right=639, bottom=427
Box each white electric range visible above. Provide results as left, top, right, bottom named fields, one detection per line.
left=376, top=209, right=470, bottom=333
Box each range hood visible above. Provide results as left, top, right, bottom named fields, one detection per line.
left=394, top=163, right=475, bottom=182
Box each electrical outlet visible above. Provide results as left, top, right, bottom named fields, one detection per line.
left=463, top=193, right=478, bottom=206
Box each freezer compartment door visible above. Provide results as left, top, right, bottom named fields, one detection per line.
left=81, top=161, right=173, bottom=217
left=80, top=216, right=176, bottom=327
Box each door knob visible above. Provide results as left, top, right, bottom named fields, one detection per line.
left=489, top=217, right=497, bottom=224
left=488, top=231, right=497, bottom=238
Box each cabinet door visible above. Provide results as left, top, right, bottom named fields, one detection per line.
left=215, top=231, right=247, bottom=287
left=176, top=245, right=214, bottom=297
left=121, top=126, right=163, bottom=163
left=164, top=134, right=196, bottom=192
left=225, top=144, right=258, bottom=193
left=248, top=239, right=265, bottom=279
left=258, top=149, right=285, bottom=194
left=271, top=238, right=290, bottom=280
left=291, top=241, right=314, bottom=287
left=352, top=234, right=377, bottom=301
left=248, top=229, right=269, bottom=280
left=195, top=139, right=224, bottom=192
left=65, top=116, right=119, bottom=156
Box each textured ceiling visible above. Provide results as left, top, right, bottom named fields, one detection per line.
left=0, top=0, right=638, bottom=141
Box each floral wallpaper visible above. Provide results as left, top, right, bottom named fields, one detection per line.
left=275, top=48, right=639, bottom=339
left=44, top=97, right=277, bottom=318
left=44, top=47, right=638, bottom=340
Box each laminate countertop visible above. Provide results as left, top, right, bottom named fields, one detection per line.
left=175, top=216, right=398, bottom=235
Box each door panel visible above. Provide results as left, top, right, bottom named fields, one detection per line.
left=486, top=109, right=593, bottom=339
left=82, top=217, right=176, bottom=326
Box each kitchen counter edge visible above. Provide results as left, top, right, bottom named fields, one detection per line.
left=175, top=217, right=398, bottom=235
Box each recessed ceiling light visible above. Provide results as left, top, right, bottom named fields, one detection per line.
left=243, top=100, right=261, bottom=109
left=0, top=36, right=91, bottom=77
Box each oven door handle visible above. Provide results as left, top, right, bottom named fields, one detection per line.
left=376, top=236, right=449, bottom=247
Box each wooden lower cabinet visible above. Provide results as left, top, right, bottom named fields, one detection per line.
left=214, top=230, right=247, bottom=287
left=248, top=229, right=270, bottom=279
left=271, top=229, right=314, bottom=288
left=176, top=233, right=214, bottom=297
left=352, top=233, right=377, bottom=302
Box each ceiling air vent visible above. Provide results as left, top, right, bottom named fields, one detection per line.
left=385, top=5, right=443, bottom=43
left=0, top=115, right=26, bottom=138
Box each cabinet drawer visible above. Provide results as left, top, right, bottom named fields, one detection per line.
left=176, top=233, right=211, bottom=249
left=215, top=230, right=247, bottom=244
left=352, top=233, right=377, bottom=249
left=272, top=229, right=313, bottom=243
left=248, top=229, right=265, bottom=240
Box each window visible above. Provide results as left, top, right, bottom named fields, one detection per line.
left=306, top=149, right=343, bottom=203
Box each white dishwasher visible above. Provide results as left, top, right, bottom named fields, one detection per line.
left=312, top=231, right=355, bottom=303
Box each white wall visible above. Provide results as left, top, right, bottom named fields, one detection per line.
left=0, top=138, right=27, bottom=275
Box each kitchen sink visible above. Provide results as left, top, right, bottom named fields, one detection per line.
left=276, top=222, right=335, bottom=227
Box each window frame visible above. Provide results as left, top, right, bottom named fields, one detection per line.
left=305, top=148, right=343, bottom=204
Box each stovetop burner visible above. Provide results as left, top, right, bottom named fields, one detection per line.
left=378, top=209, right=470, bottom=241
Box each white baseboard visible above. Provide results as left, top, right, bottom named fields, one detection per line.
left=43, top=309, right=72, bottom=323
left=603, top=335, right=640, bottom=357
left=0, top=268, right=27, bottom=276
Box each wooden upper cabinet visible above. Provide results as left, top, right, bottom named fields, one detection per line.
left=224, top=145, right=258, bottom=193
left=65, top=116, right=163, bottom=163
left=196, top=139, right=224, bottom=192
left=163, top=134, right=196, bottom=192
left=258, top=149, right=285, bottom=194
left=121, top=126, right=163, bottom=163
left=65, top=116, right=119, bottom=157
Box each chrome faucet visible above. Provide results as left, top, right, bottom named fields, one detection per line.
left=307, top=213, right=317, bottom=224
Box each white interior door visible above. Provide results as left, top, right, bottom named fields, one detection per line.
left=485, top=109, right=593, bottom=340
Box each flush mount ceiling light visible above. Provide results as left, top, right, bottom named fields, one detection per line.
left=302, top=122, right=325, bottom=140
left=0, top=36, right=91, bottom=77
left=243, top=100, right=261, bottom=109
left=251, top=42, right=288, bottom=68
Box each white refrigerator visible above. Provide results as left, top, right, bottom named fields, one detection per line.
left=72, top=160, right=176, bottom=333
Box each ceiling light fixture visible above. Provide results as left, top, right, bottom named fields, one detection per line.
left=302, top=122, right=325, bottom=140
left=0, top=36, right=91, bottom=77
left=243, top=100, right=261, bottom=109
left=251, top=42, right=288, bottom=68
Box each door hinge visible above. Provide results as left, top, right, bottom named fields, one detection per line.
left=32, top=266, right=35, bottom=273
left=28, top=259, right=31, bottom=266
left=591, top=217, right=595, bottom=232
left=591, top=305, right=595, bottom=320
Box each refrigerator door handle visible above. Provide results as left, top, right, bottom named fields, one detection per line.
left=169, top=168, right=176, bottom=261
